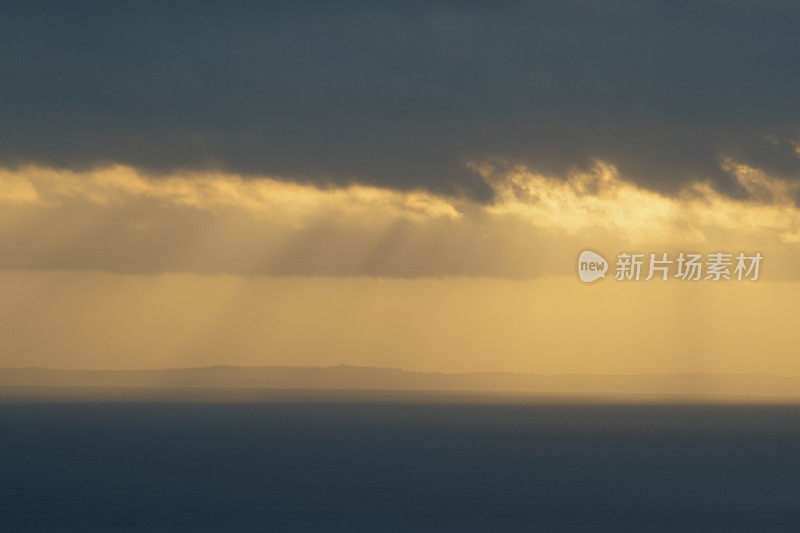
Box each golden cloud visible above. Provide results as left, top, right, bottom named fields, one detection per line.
left=0, top=164, right=462, bottom=224
left=0, top=160, right=799, bottom=277
left=473, top=159, right=800, bottom=244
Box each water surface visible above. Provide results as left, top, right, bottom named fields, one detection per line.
left=1, top=388, right=798, bottom=531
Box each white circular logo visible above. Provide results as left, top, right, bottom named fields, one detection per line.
left=578, top=250, right=608, bottom=283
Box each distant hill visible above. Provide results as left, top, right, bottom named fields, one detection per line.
left=2, top=366, right=800, bottom=397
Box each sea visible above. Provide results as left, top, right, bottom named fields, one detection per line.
left=1, top=388, right=799, bottom=531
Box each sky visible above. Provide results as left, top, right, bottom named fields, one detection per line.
left=1, top=0, right=800, bottom=375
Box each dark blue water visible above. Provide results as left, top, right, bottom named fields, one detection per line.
left=2, top=390, right=800, bottom=531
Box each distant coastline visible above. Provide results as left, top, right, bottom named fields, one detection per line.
left=2, top=365, right=800, bottom=398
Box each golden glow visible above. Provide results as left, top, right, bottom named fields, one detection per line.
left=1, top=160, right=800, bottom=377
left=0, top=270, right=798, bottom=375
left=2, top=160, right=799, bottom=247
left=476, top=159, right=800, bottom=244
left=0, top=164, right=461, bottom=222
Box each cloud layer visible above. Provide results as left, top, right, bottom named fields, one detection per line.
left=2, top=160, right=799, bottom=278
left=2, top=1, right=800, bottom=198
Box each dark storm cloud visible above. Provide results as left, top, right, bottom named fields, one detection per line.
left=2, top=0, right=800, bottom=198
